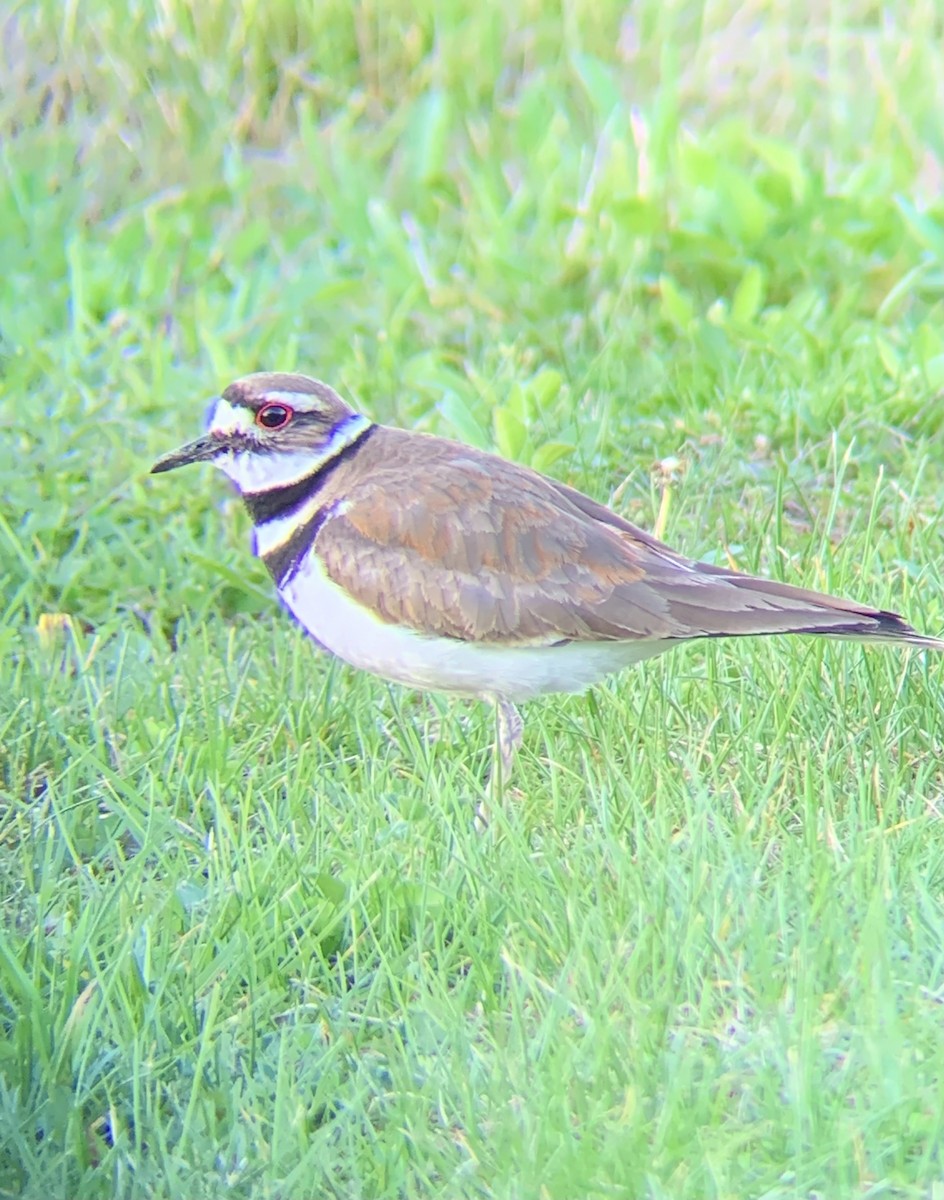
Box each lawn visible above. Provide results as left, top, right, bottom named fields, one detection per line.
left=3, top=1, right=944, bottom=1196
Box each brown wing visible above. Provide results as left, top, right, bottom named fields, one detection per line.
left=314, top=430, right=941, bottom=648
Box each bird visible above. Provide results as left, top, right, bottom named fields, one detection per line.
left=151, top=372, right=943, bottom=775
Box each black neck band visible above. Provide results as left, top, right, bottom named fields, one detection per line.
left=242, top=423, right=376, bottom=525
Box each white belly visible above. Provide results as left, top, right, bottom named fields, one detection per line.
left=279, top=551, right=671, bottom=701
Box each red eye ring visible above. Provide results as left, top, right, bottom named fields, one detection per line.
left=257, top=402, right=293, bottom=430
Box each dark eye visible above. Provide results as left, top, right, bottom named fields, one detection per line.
left=257, top=402, right=293, bottom=430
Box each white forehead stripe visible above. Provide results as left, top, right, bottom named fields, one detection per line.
left=207, top=396, right=254, bottom=436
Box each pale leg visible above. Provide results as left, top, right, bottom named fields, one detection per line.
left=474, top=696, right=523, bottom=830
left=495, top=697, right=523, bottom=778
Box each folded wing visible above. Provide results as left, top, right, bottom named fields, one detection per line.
left=315, top=438, right=942, bottom=650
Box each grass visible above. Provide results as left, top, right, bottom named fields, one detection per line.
left=3, top=0, right=944, bottom=1195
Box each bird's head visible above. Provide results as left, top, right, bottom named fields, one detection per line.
left=151, top=372, right=368, bottom=493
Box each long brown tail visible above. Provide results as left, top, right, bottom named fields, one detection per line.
left=553, top=480, right=943, bottom=651
left=695, top=568, right=944, bottom=649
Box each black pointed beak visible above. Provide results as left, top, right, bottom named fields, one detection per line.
left=151, top=434, right=225, bottom=474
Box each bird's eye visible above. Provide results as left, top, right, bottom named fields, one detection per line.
left=257, top=402, right=293, bottom=430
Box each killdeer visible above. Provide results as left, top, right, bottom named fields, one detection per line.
left=152, top=372, right=942, bottom=773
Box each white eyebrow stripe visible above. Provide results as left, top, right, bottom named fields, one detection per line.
left=261, top=390, right=330, bottom=415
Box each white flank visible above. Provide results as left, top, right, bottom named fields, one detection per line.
left=213, top=413, right=373, bottom=496
left=281, top=551, right=671, bottom=702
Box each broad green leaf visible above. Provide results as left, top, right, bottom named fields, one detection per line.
left=750, top=134, right=811, bottom=204
left=875, top=334, right=903, bottom=380
left=919, top=352, right=944, bottom=391
left=732, top=264, right=766, bottom=323
left=437, top=390, right=490, bottom=448
left=530, top=368, right=563, bottom=411
left=876, top=261, right=934, bottom=322
left=315, top=874, right=347, bottom=905
left=505, top=381, right=528, bottom=420
left=717, top=167, right=773, bottom=242
left=679, top=141, right=719, bottom=188
left=610, top=197, right=664, bottom=235
left=406, top=89, right=452, bottom=185
left=494, top=406, right=527, bottom=460
left=659, top=274, right=696, bottom=329
left=531, top=440, right=576, bottom=474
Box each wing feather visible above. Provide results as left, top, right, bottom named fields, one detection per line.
left=312, top=433, right=939, bottom=649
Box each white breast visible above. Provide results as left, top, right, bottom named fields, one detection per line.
left=278, top=549, right=671, bottom=702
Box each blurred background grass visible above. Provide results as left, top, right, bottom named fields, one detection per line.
left=2, top=2, right=944, bottom=1197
